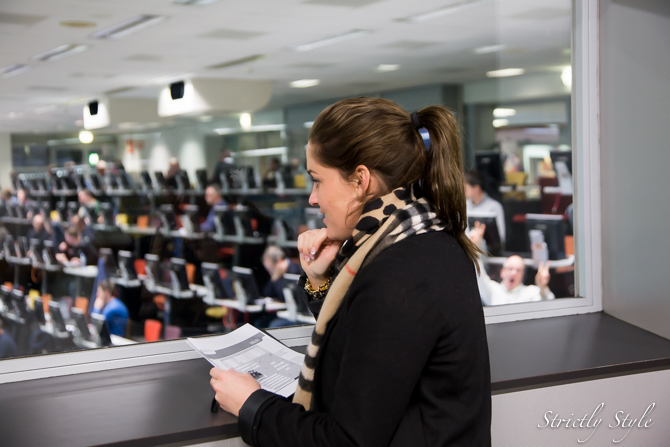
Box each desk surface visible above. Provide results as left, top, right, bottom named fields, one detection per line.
left=1, top=312, right=670, bottom=447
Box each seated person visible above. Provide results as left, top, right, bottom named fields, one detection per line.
left=465, top=169, right=506, bottom=244
left=0, top=320, right=18, bottom=359
left=261, top=245, right=302, bottom=301
left=77, top=189, right=102, bottom=224
left=165, top=158, right=187, bottom=189
left=210, top=150, right=236, bottom=186
left=27, top=213, right=52, bottom=244
left=55, top=227, right=98, bottom=266
left=92, top=279, right=129, bottom=337
left=200, top=184, right=228, bottom=233
left=262, top=158, right=281, bottom=188
left=470, top=223, right=554, bottom=305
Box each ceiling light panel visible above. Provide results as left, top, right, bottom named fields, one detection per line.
left=290, top=79, right=320, bottom=88
left=32, top=44, right=88, bottom=62
left=474, top=44, right=506, bottom=54
left=396, top=0, right=493, bottom=23
left=174, top=0, right=220, bottom=5
left=198, top=28, right=265, bottom=40
left=292, top=29, right=372, bottom=52
left=1, top=64, right=31, bottom=79
left=90, top=15, right=166, bottom=40
left=486, top=68, right=525, bottom=78
left=376, top=64, right=400, bottom=72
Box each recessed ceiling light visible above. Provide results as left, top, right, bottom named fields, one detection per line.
left=79, top=130, right=94, bottom=144
left=32, top=44, right=88, bottom=62
left=561, top=66, right=572, bottom=87
left=376, top=64, right=400, bottom=72
left=291, top=29, right=372, bottom=52
left=492, top=119, right=509, bottom=128
left=486, top=68, right=525, bottom=78
left=239, top=113, right=252, bottom=129
left=290, top=79, right=320, bottom=88
left=474, top=44, right=506, bottom=54
left=396, top=0, right=493, bottom=23
left=0, top=64, right=31, bottom=78
left=493, top=108, right=516, bottom=118
left=60, top=20, right=96, bottom=28
left=90, top=14, right=166, bottom=40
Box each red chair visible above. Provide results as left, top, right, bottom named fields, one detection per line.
left=144, top=319, right=162, bottom=342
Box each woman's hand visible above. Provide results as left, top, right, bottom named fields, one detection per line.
left=297, top=228, right=342, bottom=286
left=210, top=368, right=261, bottom=417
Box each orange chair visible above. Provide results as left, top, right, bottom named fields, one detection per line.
left=144, top=319, right=162, bottom=342
left=153, top=294, right=166, bottom=311
left=42, top=294, right=52, bottom=314
left=3, top=282, right=12, bottom=291
left=136, top=215, right=149, bottom=228
left=134, top=259, right=146, bottom=276
left=186, top=263, right=196, bottom=284
left=75, top=297, right=89, bottom=313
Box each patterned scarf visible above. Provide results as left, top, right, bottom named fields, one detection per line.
left=293, top=183, right=448, bottom=410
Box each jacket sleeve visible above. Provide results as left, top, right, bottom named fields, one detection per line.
left=238, top=251, right=445, bottom=447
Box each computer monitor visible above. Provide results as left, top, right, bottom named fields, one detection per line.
left=40, top=201, right=52, bottom=216
left=70, top=307, right=91, bottom=340
left=195, top=169, right=208, bottom=191
left=283, top=273, right=311, bottom=315
left=158, top=204, right=178, bottom=231
left=48, top=300, right=67, bottom=332
left=118, top=250, right=138, bottom=281
left=467, top=212, right=502, bottom=256
left=168, top=258, right=190, bottom=292
left=154, top=171, right=167, bottom=189
left=550, top=150, right=573, bottom=176
left=144, top=253, right=162, bottom=288
left=181, top=204, right=199, bottom=233
left=99, top=202, right=114, bottom=226
left=29, top=238, right=44, bottom=263
left=99, top=248, right=118, bottom=277
left=13, top=203, right=26, bottom=219
left=73, top=172, right=86, bottom=191
left=233, top=205, right=255, bottom=238
left=525, top=214, right=567, bottom=260
left=176, top=170, right=191, bottom=191
left=474, top=152, right=505, bottom=198
left=140, top=171, right=153, bottom=189
left=88, top=172, right=103, bottom=191
left=213, top=205, right=235, bottom=235
left=55, top=201, right=67, bottom=221
left=11, top=289, right=28, bottom=320
left=0, top=286, right=12, bottom=308
left=16, top=236, right=29, bottom=258
left=231, top=266, right=260, bottom=304
left=34, top=297, right=47, bottom=325
left=201, top=262, right=233, bottom=299
left=90, top=313, right=112, bottom=346
left=3, top=235, right=16, bottom=257
left=116, top=168, right=134, bottom=190
left=43, top=240, right=59, bottom=267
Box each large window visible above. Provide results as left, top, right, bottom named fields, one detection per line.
left=0, top=0, right=603, bottom=374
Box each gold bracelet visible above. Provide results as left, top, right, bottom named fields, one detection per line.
left=305, top=276, right=330, bottom=293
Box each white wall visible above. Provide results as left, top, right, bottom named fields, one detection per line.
left=492, top=369, right=670, bottom=446
left=599, top=0, right=670, bottom=339
left=0, top=133, right=12, bottom=189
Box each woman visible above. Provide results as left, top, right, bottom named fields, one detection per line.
left=210, top=97, right=491, bottom=446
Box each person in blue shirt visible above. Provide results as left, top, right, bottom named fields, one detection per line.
left=92, top=279, right=129, bottom=337
left=0, top=319, right=18, bottom=359
left=200, top=184, right=228, bottom=232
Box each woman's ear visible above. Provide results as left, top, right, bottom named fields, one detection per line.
left=352, top=165, right=371, bottom=198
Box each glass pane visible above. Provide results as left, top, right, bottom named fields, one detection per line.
left=0, top=0, right=574, bottom=361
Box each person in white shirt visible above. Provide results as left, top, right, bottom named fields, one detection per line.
left=469, top=222, right=554, bottom=306
left=464, top=170, right=506, bottom=244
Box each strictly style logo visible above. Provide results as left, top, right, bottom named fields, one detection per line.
left=537, top=402, right=655, bottom=443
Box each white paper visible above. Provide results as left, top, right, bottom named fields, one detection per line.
left=187, top=324, right=305, bottom=397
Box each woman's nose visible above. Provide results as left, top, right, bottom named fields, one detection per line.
left=308, top=186, right=318, bottom=206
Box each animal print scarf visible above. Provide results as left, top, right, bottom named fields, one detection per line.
left=293, top=183, right=448, bottom=410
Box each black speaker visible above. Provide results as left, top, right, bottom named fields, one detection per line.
left=170, top=81, right=185, bottom=100
left=88, top=101, right=99, bottom=116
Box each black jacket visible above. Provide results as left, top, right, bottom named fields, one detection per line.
left=239, top=231, right=491, bottom=447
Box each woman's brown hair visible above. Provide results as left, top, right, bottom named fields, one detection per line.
left=309, top=97, right=480, bottom=265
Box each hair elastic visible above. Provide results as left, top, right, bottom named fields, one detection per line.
left=410, top=112, right=421, bottom=131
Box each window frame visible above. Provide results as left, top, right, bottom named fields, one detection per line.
left=0, top=0, right=601, bottom=382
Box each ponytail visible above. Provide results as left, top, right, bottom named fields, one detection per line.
left=416, top=106, right=482, bottom=267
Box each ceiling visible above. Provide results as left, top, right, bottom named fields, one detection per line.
left=0, top=0, right=571, bottom=134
